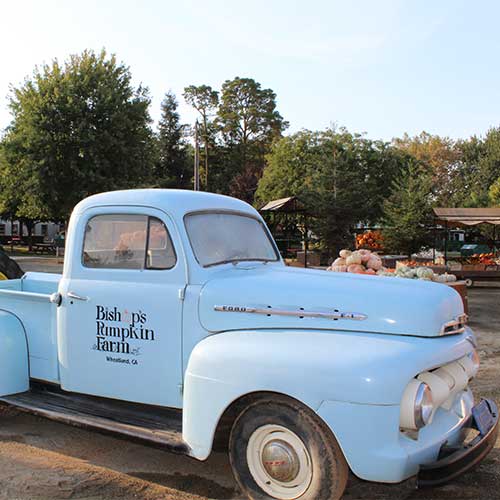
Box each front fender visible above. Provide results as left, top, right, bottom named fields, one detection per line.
left=182, top=328, right=473, bottom=460
left=0, top=311, right=29, bottom=396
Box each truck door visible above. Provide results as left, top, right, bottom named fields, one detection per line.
left=57, top=206, right=185, bottom=408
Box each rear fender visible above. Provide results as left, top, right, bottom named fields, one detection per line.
left=0, top=311, right=29, bottom=396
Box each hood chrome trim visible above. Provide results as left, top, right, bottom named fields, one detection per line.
left=214, top=305, right=367, bottom=321
left=440, top=314, right=468, bottom=336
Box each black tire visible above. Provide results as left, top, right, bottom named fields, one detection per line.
left=0, top=248, right=24, bottom=279
left=229, top=395, right=349, bottom=500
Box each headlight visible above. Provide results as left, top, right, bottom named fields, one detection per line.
left=415, top=383, right=434, bottom=428
left=400, top=380, right=434, bottom=430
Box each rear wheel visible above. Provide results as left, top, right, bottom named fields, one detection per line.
left=229, top=396, right=348, bottom=500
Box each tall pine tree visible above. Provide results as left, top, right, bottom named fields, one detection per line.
left=155, top=91, right=191, bottom=188
left=382, top=164, right=433, bottom=257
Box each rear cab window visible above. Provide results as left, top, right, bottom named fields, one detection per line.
left=82, top=214, right=176, bottom=270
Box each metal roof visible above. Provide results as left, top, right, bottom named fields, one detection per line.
left=260, top=196, right=305, bottom=213
left=433, top=207, right=500, bottom=226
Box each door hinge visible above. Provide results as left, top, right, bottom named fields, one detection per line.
left=178, top=287, right=186, bottom=301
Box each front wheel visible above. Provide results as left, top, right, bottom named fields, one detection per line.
left=229, top=396, right=348, bottom=500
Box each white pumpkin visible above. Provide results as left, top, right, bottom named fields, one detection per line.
left=346, top=251, right=362, bottom=266
left=339, top=249, right=352, bottom=259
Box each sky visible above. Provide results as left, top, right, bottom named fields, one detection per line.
left=0, top=0, right=499, bottom=141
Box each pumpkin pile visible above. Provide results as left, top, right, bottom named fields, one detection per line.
left=464, top=252, right=498, bottom=265
left=386, top=263, right=457, bottom=283
left=327, top=249, right=457, bottom=283
left=397, top=260, right=435, bottom=268
left=327, top=249, right=383, bottom=275
left=355, top=230, right=383, bottom=251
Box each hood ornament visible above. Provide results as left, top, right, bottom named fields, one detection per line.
left=214, top=305, right=367, bottom=321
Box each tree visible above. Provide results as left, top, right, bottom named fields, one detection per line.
left=382, top=164, right=434, bottom=257
left=437, top=129, right=500, bottom=208
left=489, top=177, right=500, bottom=206
left=470, top=128, right=500, bottom=206
left=445, top=136, right=484, bottom=207
left=217, top=77, right=288, bottom=202
left=0, top=139, right=47, bottom=250
left=256, top=128, right=407, bottom=254
left=183, top=85, right=219, bottom=190
left=392, top=132, right=461, bottom=205
left=1, top=49, right=154, bottom=221
left=154, top=91, right=191, bottom=188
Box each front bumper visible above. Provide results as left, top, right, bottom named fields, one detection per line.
left=316, top=390, right=488, bottom=483
left=417, top=399, right=498, bottom=487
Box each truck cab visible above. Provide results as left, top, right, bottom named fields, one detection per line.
left=0, top=189, right=497, bottom=500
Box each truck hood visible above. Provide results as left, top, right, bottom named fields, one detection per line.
left=198, top=264, right=464, bottom=338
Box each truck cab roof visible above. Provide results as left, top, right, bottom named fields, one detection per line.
left=73, top=189, right=256, bottom=219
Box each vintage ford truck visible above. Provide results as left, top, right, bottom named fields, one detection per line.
left=0, top=189, right=497, bottom=500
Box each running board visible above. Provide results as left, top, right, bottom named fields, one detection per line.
left=0, top=384, right=188, bottom=454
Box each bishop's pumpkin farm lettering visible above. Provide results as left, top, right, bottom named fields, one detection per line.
left=94, top=305, right=155, bottom=354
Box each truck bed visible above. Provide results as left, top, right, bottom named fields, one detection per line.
left=0, top=383, right=187, bottom=454
left=0, top=272, right=61, bottom=383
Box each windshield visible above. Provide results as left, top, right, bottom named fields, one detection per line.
left=185, top=212, right=279, bottom=267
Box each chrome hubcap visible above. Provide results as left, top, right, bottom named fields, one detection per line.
left=261, top=439, right=300, bottom=483
left=247, top=424, right=313, bottom=499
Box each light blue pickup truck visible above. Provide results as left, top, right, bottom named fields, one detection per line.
left=0, top=189, right=497, bottom=500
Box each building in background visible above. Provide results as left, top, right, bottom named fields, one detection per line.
left=0, top=219, right=62, bottom=244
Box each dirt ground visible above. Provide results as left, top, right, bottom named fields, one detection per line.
left=1, top=258, right=499, bottom=499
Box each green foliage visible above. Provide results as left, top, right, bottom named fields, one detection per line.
left=154, top=91, right=191, bottom=188
left=183, top=85, right=219, bottom=117
left=256, top=128, right=406, bottom=254
left=216, top=77, right=288, bottom=202
left=217, top=77, right=287, bottom=146
left=395, top=128, right=500, bottom=209
left=1, top=49, right=154, bottom=221
left=489, top=177, right=500, bottom=206
left=392, top=132, right=461, bottom=205
left=469, top=127, right=500, bottom=205
left=0, top=145, right=21, bottom=217
left=382, top=164, right=434, bottom=257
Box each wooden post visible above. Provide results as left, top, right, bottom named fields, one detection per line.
left=444, top=220, right=448, bottom=265
left=433, top=217, right=436, bottom=264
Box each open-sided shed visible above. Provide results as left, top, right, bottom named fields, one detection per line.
left=260, top=196, right=313, bottom=266
left=433, top=207, right=500, bottom=265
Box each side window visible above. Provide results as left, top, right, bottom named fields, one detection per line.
left=82, top=215, right=176, bottom=270
left=146, top=218, right=176, bottom=269
left=83, top=214, right=148, bottom=269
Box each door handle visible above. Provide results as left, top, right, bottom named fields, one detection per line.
left=67, top=291, right=89, bottom=301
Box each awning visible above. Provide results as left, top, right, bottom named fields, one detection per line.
left=434, top=208, right=500, bottom=226
left=260, top=196, right=305, bottom=213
